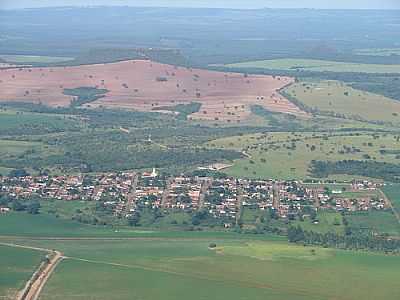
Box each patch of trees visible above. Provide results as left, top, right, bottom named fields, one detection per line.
left=250, top=105, right=301, bottom=130
left=288, top=225, right=400, bottom=253
left=309, top=160, right=400, bottom=182
left=0, top=194, right=41, bottom=215
left=3, top=132, right=242, bottom=172
left=63, top=87, right=108, bottom=107
left=152, top=102, right=202, bottom=120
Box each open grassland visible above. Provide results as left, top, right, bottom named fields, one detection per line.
left=0, top=244, right=44, bottom=299
left=225, top=58, right=400, bottom=73
left=8, top=238, right=399, bottom=300
left=354, top=48, right=400, bottom=56
left=284, top=80, right=400, bottom=124
left=0, top=55, right=73, bottom=64
left=207, top=132, right=400, bottom=179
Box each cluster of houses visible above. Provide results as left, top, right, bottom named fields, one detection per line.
left=0, top=171, right=388, bottom=220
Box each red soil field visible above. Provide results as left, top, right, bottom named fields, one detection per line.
left=0, top=60, right=303, bottom=121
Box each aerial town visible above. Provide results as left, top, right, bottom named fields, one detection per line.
left=0, top=169, right=387, bottom=223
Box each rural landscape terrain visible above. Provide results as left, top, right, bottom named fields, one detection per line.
left=0, top=5, right=400, bottom=300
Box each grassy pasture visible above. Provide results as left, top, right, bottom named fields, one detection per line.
left=0, top=109, right=80, bottom=134
left=284, top=80, right=400, bottom=124
left=0, top=244, right=44, bottom=299
left=382, top=184, right=400, bottom=216
left=39, top=199, right=97, bottom=219
left=0, top=55, right=73, bottom=64
left=293, top=211, right=345, bottom=235
left=347, top=210, right=400, bottom=236
left=225, top=58, right=400, bottom=73
left=0, top=139, right=43, bottom=156
left=0, top=138, right=62, bottom=175
left=12, top=238, right=400, bottom=300
left=207, top=132, right=400, bottom=179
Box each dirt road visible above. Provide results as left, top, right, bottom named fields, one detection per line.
left=0, top=242, right=63, bottom=300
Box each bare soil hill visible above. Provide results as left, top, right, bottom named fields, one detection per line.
left=0, top=60, right=301, bottom=121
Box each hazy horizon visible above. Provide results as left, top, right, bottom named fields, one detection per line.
left=1, top=0, right=400, bottom=10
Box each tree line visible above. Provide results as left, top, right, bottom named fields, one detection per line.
left=288, top=225, right=400, bottom=253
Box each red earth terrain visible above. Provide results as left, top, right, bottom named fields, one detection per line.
left=0, top=60, right=304, bottom=122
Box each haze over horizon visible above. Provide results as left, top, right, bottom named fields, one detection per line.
left=1, top=0, right=400, bottom=10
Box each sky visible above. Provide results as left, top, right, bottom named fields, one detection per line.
left=1, top=0, right=400, bottom=10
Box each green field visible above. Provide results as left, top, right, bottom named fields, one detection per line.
left=0, top=244, right=44, bottom=299
left=207, top=132, right=400, bottom=179
left=284, top=80, right=400, bottom=124
left=5, top=237, right=397, bottom=300
left=0, top=212, right=137, bottom=237
left=0, top=54, right=73, bottom=64
left=224, top=58, right=400, bottom=73
left=354, top=48, right=400, bottom=57
left=1, top=213, right=400, bottom=300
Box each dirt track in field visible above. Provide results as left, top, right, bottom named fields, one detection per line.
left=0, top=60, right=303, bottom=121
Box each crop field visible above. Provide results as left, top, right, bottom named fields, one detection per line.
left=0, top=244, right=44, bottom=299
left=3, top=237, right=397, bottom=300
left=207, top=132, right=400, bottom=179
left=0, top=212, right=141, bottom=238
left=0, top=55, right=74, bottom=64
left=0, top=212, right=253, bottom=240
left=224, top=58, right=400, bottom=73
left=284, top=80, right=400, bottom=124
left=0, top=60, right=302, bottom=122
